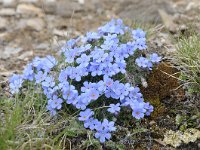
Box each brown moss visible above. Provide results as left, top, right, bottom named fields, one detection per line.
left=141, top=62, right=184, bottom=100
left=140, top=62, right=185, bottom=118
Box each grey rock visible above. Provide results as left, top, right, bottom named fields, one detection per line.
left=158, top=9, right=178, bottom=32
left=55, top=1, right=83, bottom=17
left=26, top=18, right=45, bottom=31
left=0, top=0, right=17, bottom=8
left=1, top=47, right=23, bottom=59
left=0, top=17, right=8, bottom=30
left=16, top=4, right=44, bottom=17
left=53, top=29, right=68, bottom=37
left=35, top=43, right=50, bottom=50
left=19, top=0, right=39, bottom=3
left=0, top=8, right=16, bottom=16
left=17, top=18, right=45, bottom=31
left=42, top=0, right=57, bottom=14
left=18, top=51, right=33, bottom=60
left=115, top=0, right=175, bottom=24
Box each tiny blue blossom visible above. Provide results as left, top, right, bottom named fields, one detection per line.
left=107, top=103, right=121, bottom=114
left=132, top=28, right=146, bottom=39
left=35, top=71, right=47, bottom=84
left=9, top=74, right=23, bottom=94
left=149, top=53, right=162, bottom=63
left=23, top=63, right=34, bottom=81
left=49, top=95, right=63, bottom=110
left=78, top=109, right=94, bottom=121
left=136, top=56, right=152, bottom=69
left=76, top=54, right=90, bottom=67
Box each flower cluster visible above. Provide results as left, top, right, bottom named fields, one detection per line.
left=9, top=19, right=161, bottom=143
left=79, top=109, right=116, bottom=143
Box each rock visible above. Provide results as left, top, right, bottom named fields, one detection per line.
left=0, top=0, right=17, bottom=7
left=0, top=70, right=14, bottom=77
left=0, top=8, right=16, bottom=16
left=53, top=29, right=68, bottom=37
left=35, top=43, right=50, bottom=50
left=56, top=1, right=83, bottom=17
left=45, top=0, right=56, bottom=2
left=158, top=9, right=177, bottom=32
left=26, top=18, right=45, bottom=31
left=0, top=33, right=7, bottom=43
left=0, top=17, right=8, bottom=30
left=17, top=18, right=45, bottom=31
left=116, top=0, right=175, bottom=24
left=0, top=47, right=23, bottom=59
left=42, top=0, right=56, bottom=14
left=78, top=0, right=85, bottom=4
left=16, top=4, right=44, bottom=17
left=18, top=51, right=33, bottom=60
left=19, top=0, right=39, bottom=3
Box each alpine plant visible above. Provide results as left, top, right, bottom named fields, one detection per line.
left=9, top=19, right=161, bottom=143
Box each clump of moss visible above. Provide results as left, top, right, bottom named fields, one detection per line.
left=140, top=62, right=185, bottom=118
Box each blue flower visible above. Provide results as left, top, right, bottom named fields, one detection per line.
left=84, top=118, right=101, bottom=130
left=97, top=80, right=107, bottom=92
left=132, top=28, right=146, bottom=39
left=48, top=95, right=63, bottom=110
left=63, top=88, right=78, bottom=101
left=144, top=102, right=154, bottom=116
left=132, top=108, right=145, bottom=119
left=90, top=63, right=104, bottom=76
left=23, top=63, right=34, bottom=81
left=81, top=81, right=90, bottom=92
left=129, top=87, right=143, bottom=100
left=130, top=101, right=146, bottom=119
left=74, top=67, right=83, bottom=81
left=126, top=42, right=137, bottom=55
left=98, top=19, right=125, bottom=35
left=134, top=38, right=147, bottom=50
left=76, top=54, right=90, bottom=67
left=116, top=59, right=126, bottom=74
left=96, top=51, right=109, bottom=63
left=46, top=103, right=56, bottom=116
left=64, top=49, right=76, bottom=63
left=9, top=74, right=23, bottom=94
left=107, top=103, right=121, bottom=114
left=67, top=67, right=83, bottom=81
left=35, top=71, right=47, bottom=84
left=42, top=55, right=57, bottom=72
left=32, top=57, right=43, bottom=71
left=149, top=53, right=162, bottom=63
left=135, top=56, right=152, bottom=69
left=58, top=69, right=68, bottom=83
left=75, top=94, right=92, bottom=110
left=32, top=56, right=57, bottom=72
left=61, top=39, right=77, bottom=53
left=94, top=119, right=116, bottom=143
left=101, top=119, right=116, bottom=132
left=88, top=89, right=100, bottom=100
left=43, top=86, right=59, bottom=99
left=66, top=92, right=78, bottom=105
left=95, top=129, right=111, bottom=143
left=85, top=32, right=101, bottom=42
left=104, top=77, right=114, bottom=87
left=42, top=76, right=55, bottom=88
left=78, top=109, right=94, bottom=121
